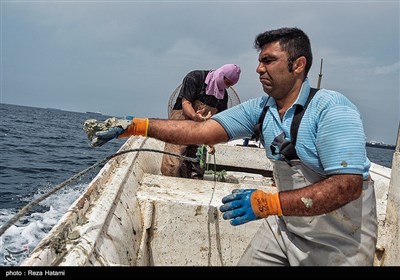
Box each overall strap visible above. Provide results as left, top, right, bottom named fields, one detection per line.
left=282, top=87, right=318, bottom=160
left=252, top=97, right=270, bottom=141
left=252, top=87, right=319, bottom=160
left=289, top=87, right=318, bottom=148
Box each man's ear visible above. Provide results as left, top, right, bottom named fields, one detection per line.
left=293, top=56, right=306, bottom=74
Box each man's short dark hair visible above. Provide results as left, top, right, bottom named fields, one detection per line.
left=254, top=27, right=313, bottom=75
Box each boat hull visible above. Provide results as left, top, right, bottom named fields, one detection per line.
left=21, top=137, right=274, bottom=266
left=21, top=135, right=398, bottom=266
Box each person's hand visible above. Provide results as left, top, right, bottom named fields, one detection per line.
left=194, top=109, right=212, bottom=122
left=83, top=117, right=149, bottom=147
left=207, top=145, right=215, bottom=155
left=94, top=127, right=125, bottom=147
left=219, top=189, right=282, bottom=226
left=220, top=189, right=257, bottom=226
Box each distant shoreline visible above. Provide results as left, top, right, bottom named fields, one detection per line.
left=366, top=142, right=396, bottom=150
left=85, top=111, right=103, bottom=115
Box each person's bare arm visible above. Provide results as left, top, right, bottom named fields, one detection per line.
left=220, top=173, right=363, bottom=225
left=148, top=118, right=229, bottom=146
left=181, top=98, right=197, bottom=120
left=85, top=115, right=228, bottom=147
left=280, top=174, right=363, bottom=216
left=182, top=98, right=211, bottom=122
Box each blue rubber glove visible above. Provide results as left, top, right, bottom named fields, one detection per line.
left=94, top=127, right=124, bottom=147
left=83, top=117, right=132, bottom=147
left=219, top=189, right=258, bottom=226
left=84, top=117, right=149, bottom=147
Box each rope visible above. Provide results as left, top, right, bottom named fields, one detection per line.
left=0, top=148, right=199, bottom=237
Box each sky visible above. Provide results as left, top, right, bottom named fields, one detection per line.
left=1, top=0, right=399, bottom=145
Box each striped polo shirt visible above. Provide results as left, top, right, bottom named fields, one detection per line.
left=212, top=78, right=371, bottom=179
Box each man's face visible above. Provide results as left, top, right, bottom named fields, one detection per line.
left=256, top=42, right=296, bottom=100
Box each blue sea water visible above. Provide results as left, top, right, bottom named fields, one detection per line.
left=0, top=103, right=124, bottom=266
left=0, top=103, right=396, bottom=266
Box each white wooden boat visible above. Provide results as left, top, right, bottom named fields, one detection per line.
left=20, top=130, right=400, bottom=266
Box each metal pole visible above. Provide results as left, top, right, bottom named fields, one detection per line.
left=317, top=58, right=323, bottom=89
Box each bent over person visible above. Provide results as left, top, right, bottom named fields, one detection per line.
left=85, top=27, right=377, bottom=266
left=162, top=64, right=241, bottom=179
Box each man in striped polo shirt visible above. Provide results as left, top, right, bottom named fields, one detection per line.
left=91, top=27, right=377, bottom=266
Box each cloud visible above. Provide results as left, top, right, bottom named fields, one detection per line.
left=2, top=0, right=399, bottom=144
left=374, top=61, right=400, bottom=75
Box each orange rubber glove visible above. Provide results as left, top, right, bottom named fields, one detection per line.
left=250, top=190, right=282, bottom=218
left=118, top=118, right=149, bottom=138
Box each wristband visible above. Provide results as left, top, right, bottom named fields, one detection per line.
left=250, top=190, right=283, bottom=217
left=118, top=118, right=149, bottom=138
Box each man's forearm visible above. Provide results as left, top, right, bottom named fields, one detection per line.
left=279, top=174, right=363, bottom=216
left=148, top=118, right=229, bottom=146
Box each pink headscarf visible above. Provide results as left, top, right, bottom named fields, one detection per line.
left=205, top=64, right=241, bottom=99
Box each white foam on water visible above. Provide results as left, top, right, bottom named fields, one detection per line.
left=0, top=183, right=87, bottom=266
